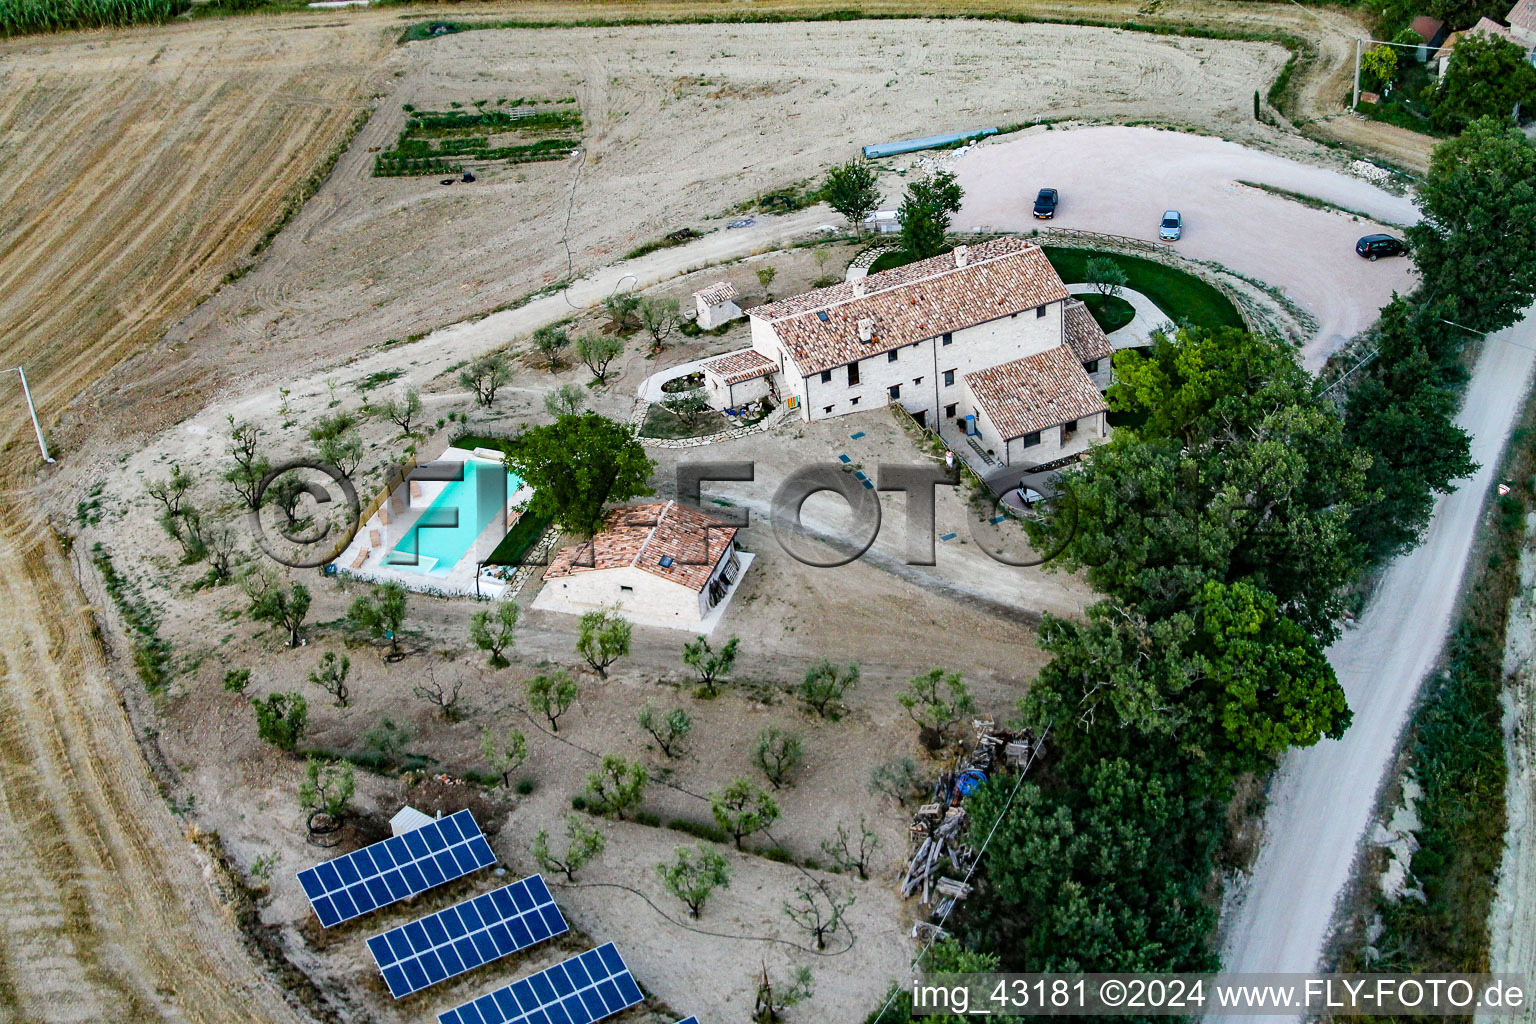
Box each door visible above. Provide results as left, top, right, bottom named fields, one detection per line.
left=913, top=409, right=927, bottom=429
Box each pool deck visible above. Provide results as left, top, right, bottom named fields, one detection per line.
left=334, top=445, right=533, bottom=599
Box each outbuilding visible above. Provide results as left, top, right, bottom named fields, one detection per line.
left=533, top=501, right=752, bottom=633
left=693, top=281, right=742, bottom=330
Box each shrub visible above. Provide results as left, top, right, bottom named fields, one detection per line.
left=252, top=691, right=308, bottom=752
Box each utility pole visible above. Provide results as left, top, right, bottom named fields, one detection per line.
left=1353, top=36, right=1363, bottom=109
left=7, top=366, right=54, bottom=464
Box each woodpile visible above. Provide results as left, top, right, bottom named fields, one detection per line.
left=898, top=720, right=1040, bottom=919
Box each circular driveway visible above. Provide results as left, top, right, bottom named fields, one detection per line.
left=950, top=126, right=1420, bottom=365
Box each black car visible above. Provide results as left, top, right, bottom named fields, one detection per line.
left=1356, top=233, right=1407, bottom=261
left=1033, top=188, right=1059, bottom=219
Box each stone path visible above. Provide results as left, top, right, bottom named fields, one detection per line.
left=1066, top=283, right=1171, bottom=350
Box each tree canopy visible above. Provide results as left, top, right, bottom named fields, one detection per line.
left=897, top=170, right=964, bottom=260
left=499, top=412, right=655, bottom=537
left=1039, top=326, right=1369, bottom=642
left=821, top=159, right=881, bottom=231
left=1408, top=115, right=1536, bottom=334
left=1431, top=35, right=1536, bottom=134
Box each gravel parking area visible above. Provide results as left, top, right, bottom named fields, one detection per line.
left=950, top=126, right=1420, bottom=365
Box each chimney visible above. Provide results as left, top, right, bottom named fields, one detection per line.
left=954, top=245, right=970, bottom=268
left=858, top=317, right=875, bottom=343
left=852, top=278, right=867, bottom=299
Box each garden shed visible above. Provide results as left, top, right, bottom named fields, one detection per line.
left=700, top=349, right=778, bottom=410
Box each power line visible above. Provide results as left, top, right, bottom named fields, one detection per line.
left=869, top=724, right=1051, bottom=1023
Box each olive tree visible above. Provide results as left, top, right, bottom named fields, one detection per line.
left=710, top=779, right=779, bottom=850
left=532, top=814, right=606, bottom=880
left=657, top=845, right=730, bottom=918
left=753, top=726, right=804, bottom=789
left=479, top=726, right=527, bottom=787
left=577, top=607, right=631, bottom=677
left=526, top=670, right=579, bottom=732
left=638, top=703, right=693, bottom=758
left=308, top=650, right=352, bottom=708
left=583, top=754, right=648, bottom=819
left=469, top=599, right=519, bottom=668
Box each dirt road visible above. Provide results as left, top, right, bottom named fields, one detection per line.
left=950, top=125, right=1418, bottom=363
left=1217, top=314, right=1536, bottom=1014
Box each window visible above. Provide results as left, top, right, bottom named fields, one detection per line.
left=820, top=370, right=832, bottom=383
left=943, top=369, right=955, bottom=387
left=619, top=585, right=634, bottom=593
left=887, top=350, right=898, bottom=363
left=1084, top=359, right=1099, bottom=373
left=913, top=377, right=922, bottom=386
left=1021, top=431, right=1042, bottom=448
left=817, top=310, right=830, bottom=322
left=824, top=405, right=834, bottom=414
left=888, top=384, right=900, bottom=400
left=942, top=332, right=953, bottom=346
left=1062, top=419, right=1078, bottom=432
left=1036, top=305, right=1048, bottom=318
left=851, top=397, right=860, bottom=406
left=945, top=403, right=957, bottom=418
left=848, top=362, right=860, bottom=386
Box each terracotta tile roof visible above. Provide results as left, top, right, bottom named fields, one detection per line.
left=963, top=344, right=1109, bottom=441
left=701, top=349, right=777, bottom=385
left=695, top=281, right=738, bottom=306
left=1507, top=0, right=1536, bottom=33
left=1467, top=17, right=1512, bottom=39
left=542, top=501, right=738, bottom=592
left=1410, top=15, right=1445, bottom=40
left=1063, top=299, right=1114, bottom=364
left=749, top=237, right=1070, bottom=376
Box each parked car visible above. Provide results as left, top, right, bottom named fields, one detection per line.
left=1159, top=210, right=1182, bottom=241
left=1033, top=188, right=1059, bottom=219
left=1356, top=233, right=1407, bottom=261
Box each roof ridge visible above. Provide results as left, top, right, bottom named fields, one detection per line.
left=762, top=240, right=1033, bottom=323
left=630, top=499, right=675, bottom=568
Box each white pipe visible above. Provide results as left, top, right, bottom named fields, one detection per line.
left=9, top=366, right=54, bottom=464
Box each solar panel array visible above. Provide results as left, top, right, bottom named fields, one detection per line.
left=437, top=942, right=644, bottom=1024
left=297, top=809, right=495, bottom=927
left=367, top=874, right=568, bottom=999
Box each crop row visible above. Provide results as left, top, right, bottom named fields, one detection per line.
left=0, top=0, right=188, bottom=35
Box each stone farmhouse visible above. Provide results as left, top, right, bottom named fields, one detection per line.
left=744, top=237, right=1112, bottom=470
left=533, top=501, right=751, bottom=632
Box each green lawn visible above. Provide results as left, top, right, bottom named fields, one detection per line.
left=1043, top=246, right=1244, bottom=332
left=448, top=432, right=513, bottom=452
left=639, top=404, right=729, bottom=439
left=1079, top=292, right=1136, bottom=333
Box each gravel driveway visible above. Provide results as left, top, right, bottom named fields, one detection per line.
left=950, top=126, right=1420, bottom=366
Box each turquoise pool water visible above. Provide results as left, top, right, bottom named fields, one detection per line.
left=386, top=459, right=523, bottom=574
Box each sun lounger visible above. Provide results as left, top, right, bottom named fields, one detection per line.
left=409, top=480, right=422, bottom=500
left=379, top=506, right=391, bottom=525
left=391, top=496, right=404, bottom=515
left=369, top=529, right=382, bottom=548
left=351, top=547, right=369, bottom=569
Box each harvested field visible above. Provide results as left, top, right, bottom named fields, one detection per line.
left=0, top=13, right=391, bottom=1024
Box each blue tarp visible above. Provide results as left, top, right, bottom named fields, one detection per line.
left=861, top=128, right=998, bottom=160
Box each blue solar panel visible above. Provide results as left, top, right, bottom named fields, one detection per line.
left=297, top=809, right=495, bottom=927
left=675, top=1018, right=700, bottom=1024
left=436, top=942, right=644, bottom=1024
left=366, top=874, right=568, bottom=999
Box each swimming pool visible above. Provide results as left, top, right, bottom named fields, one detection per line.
left=386, top=458, right=523, bottom=574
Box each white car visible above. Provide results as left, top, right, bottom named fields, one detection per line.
left=1159, top=210, right=1183, bottom=241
